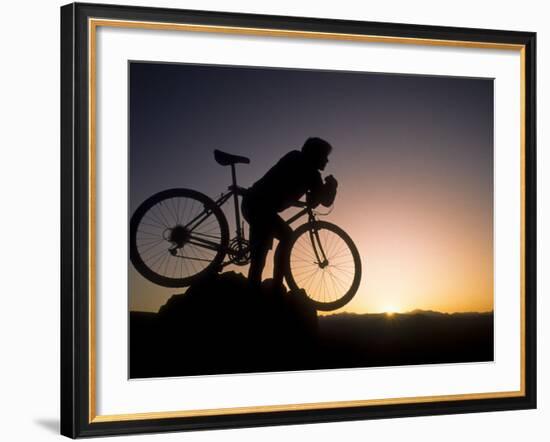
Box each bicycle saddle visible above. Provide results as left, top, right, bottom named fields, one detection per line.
left=214, top=149, right=250, bottom=166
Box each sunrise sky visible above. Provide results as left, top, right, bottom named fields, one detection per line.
left=128, top=61, right=494, bottom=315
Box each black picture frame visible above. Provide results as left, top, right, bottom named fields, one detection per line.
left=61, top=2, right=537, bottom=438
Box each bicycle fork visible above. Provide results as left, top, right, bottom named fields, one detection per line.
left=309, top=224, right=329, bottom=268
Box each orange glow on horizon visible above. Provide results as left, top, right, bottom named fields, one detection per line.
left=129, top=144, right=494, bottom=316
left=129, top=169, right=494, bottom=315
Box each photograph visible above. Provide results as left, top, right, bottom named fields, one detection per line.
left=128, top=61, right=495, bottom=379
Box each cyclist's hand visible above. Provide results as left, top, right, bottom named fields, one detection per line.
left=325, top=175, right=338, bottom=189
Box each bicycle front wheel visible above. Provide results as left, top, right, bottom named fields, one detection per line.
left=130, top=188, right=229, bottom=287
left=285, top=221, right=362, bottom=311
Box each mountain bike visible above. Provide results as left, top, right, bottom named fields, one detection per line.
left=130, top=150, right=362, bottom=311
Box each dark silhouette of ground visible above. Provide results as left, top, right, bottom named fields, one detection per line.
left=130, top=272, right=318, bottom=378
left=317, top=310, right=493, bottom=368
left=130, top=272, right=493, bottom=378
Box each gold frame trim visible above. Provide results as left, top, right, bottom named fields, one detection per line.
left=87, top=18, right=527, bottom=424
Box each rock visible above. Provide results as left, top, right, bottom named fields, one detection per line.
left=130, top=272, right=319, bottom=378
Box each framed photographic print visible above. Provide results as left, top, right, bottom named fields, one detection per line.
left=60, top=2, right=537, bottom=438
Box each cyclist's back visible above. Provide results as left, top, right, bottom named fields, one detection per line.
left=247, top=149, right=322, bottom=212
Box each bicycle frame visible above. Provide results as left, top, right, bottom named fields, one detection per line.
left=186, top=186, right=310, bottom=238
left=182, top=164, right=328, bottom=268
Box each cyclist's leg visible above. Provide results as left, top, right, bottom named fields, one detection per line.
left=245, top=210, right=272, bottom=289
left=248, top=229, right=270, bottom=289
left=242, top=195, right=268, bottom=288
left=242, top=195, right=288, bottom=290
left=272, top=215, right=293, bottom=289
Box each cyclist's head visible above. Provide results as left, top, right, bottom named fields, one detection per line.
left=301, top=137, right=332, bottom=170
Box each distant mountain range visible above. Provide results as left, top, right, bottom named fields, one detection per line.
left=321, top=309, right=494, bottom=318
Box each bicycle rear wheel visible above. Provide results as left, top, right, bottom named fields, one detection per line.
left=284, top=221, right=362, bottom=311
left=130, top=188, right=229, bottom=287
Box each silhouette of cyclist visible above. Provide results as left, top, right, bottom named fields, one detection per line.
left=242, top=137, right=338, bottom=292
